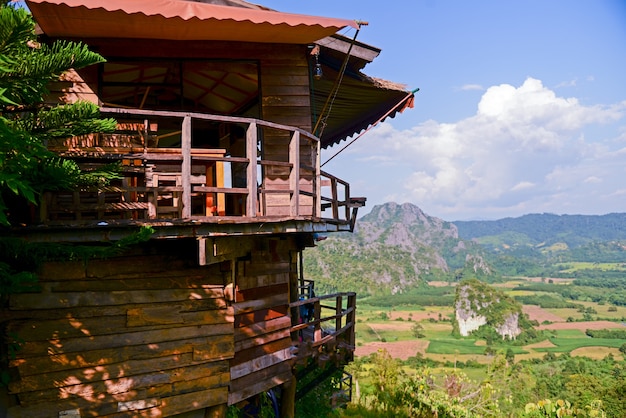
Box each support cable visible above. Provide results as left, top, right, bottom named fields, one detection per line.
left=313, top=21, right=367, bottom=139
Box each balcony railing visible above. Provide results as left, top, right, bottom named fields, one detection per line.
left=289, top=291, right=356, bottom=364
left=40, top=107, right=363, bottom=226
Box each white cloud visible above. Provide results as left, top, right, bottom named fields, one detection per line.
left=583, top=176, right=601, bottom=184
left=511, top=181, right=535, bottom=191
left=341, top=77, right=626, bottom=219
left=460, top=84, right=484, bottom=91
left=555, top=78, right=577, bottom=88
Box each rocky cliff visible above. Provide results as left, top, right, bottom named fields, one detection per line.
left=304, top=202, right=493, bottom=295
left=454, top=279, right=522, bottom=339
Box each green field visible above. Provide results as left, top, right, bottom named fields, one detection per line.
left=355, top=278, right=626, bottom=363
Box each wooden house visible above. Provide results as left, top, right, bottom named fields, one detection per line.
left=2, top=0, right=414, bottom=416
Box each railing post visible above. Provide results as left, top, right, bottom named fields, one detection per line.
left=347, top=293, right=356, bottom=350
left=246, top=122, right=258, bottom=217
left=331, top=178, right=339, bottom=220
left=289, top=130, right=300, bottom=216
left=336, top=295, right=343, bottom=334
left=313, top=299, right=322, bottom=343
left=344, top=183, right=351, bottom=221
left=181, top=115, right=192, bottom=218
left=314, top=139, right=321, bottom=218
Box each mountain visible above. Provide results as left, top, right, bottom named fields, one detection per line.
left=454, top=213, right=626, bottom=265
left=304, top=202, right=491, bottom=296
left=455, top=213, right=626, bottom=248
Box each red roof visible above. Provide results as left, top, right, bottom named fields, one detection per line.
left=26, top=0, right=358, bottom=43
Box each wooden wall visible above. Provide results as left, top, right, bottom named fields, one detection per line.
left=3, top=234, right=304, bottom=417
left=229, top=237, right=297, bottom=405
left=4, top=239, right=233, bottom=417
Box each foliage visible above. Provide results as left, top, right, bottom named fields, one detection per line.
left=585, top=329, right=626, bottom=339
left=360, top=285, right=456, bottom=307
left=455, top=213, right=626, bottom=249
left=411, top=323, right=426, bottom=338
left=337, top=348, right=626, bottom=418
left=294, top=364, right=345, bottom=418
left=226, top=391, right=279, bottom=418
left=0, top=2, right=116, bottom=225
left=343, top=349, right=512, bottom=417
left=522, top=399, right=606, bottom=418
left=514, top=293, right=581, bottom=309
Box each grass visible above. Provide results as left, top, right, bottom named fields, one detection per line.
left=426, top=338, right=487, bottom=355
left=537, top=336, right=625, bottom=352
left=551, top=329, right=585, bottom=337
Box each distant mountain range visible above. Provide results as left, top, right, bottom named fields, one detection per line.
left=455, top=212, right=626, bottom=249
left=304, top=203, right=626, bottom=296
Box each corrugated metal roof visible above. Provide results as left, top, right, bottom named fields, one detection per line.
left=25, top=0, right=358, bottom=43
left=314, top=66, right=414, bottom=149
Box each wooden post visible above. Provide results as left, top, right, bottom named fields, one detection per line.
left=198, top=238, right=206, bottom=266
left=246, top=122, right=258, bottom=217
left=289, top=130, right=300, bottom=216
left=313, top=299, right=322, bottom=343
left=336, top=295, right=343, bottom=334
left=344, top=183, right=351, bottom=221
left=39, top=192, right=48, bottom=222
left=299, top=251, right=304, bottom=298
left=331, top=178, right=339, bottom=220
left=146, top=166, right=157, bottom=219
left=347, top=293, right=357, bottom=356
left=280, top=377, right=297, bottom=418
left=314, top=138, right=321, bottom=218
left=181, top=115, right=192, bottom=218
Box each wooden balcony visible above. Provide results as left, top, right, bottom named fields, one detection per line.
left=29, top=107, right=365, bottom=239
left=289, top=290, right=356, bottom=366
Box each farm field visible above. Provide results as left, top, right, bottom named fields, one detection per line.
left=354, top=278, right=626, bottom=365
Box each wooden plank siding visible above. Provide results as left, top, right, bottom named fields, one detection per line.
left=229, top=237, right=298, bottom=406
left=44, top=67, right=100, bottom=107
left=5, top=239, right=234, bottom=417
left=260, top=56, right=315, bottom=217
left=4, top=234, right=306, bottom=416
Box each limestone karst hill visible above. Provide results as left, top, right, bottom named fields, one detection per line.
left=454, top=279, right=524, bottom=339
left=304, top=202, right=492, bottom=296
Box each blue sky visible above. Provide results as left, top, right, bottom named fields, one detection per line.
left=262, top=0, right=626, bottom=220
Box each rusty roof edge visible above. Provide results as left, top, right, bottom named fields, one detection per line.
left=25, top=0, right=359, bottom=29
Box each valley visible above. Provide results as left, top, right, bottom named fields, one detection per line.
left=299, top=202, right=626, bottom=417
